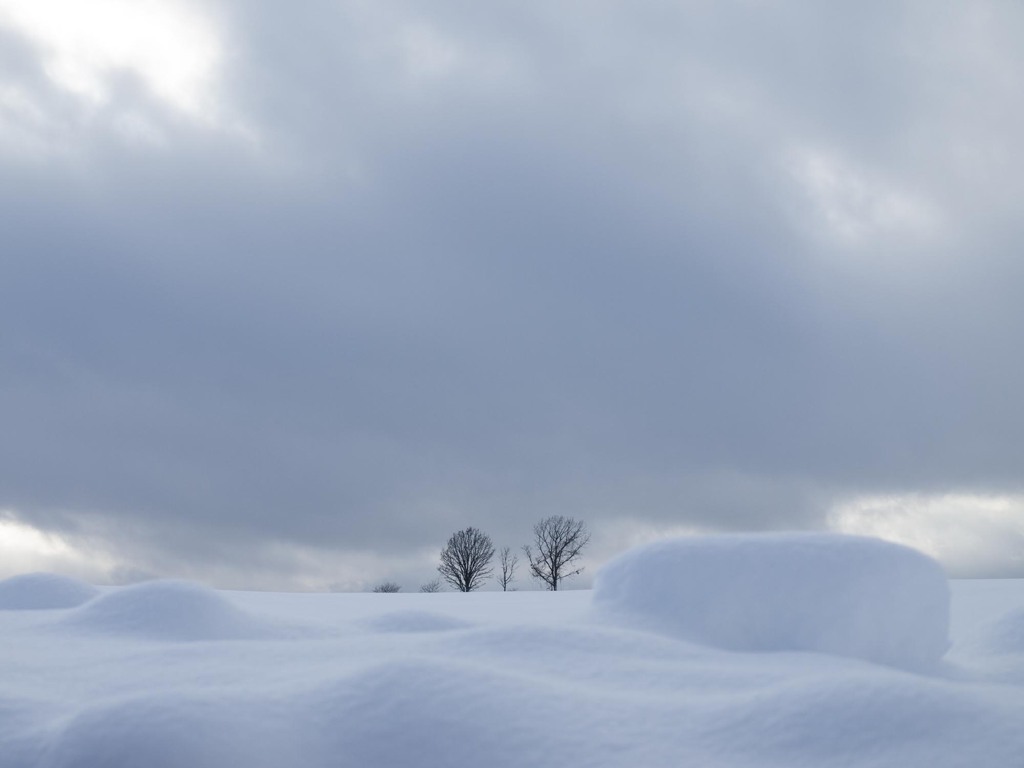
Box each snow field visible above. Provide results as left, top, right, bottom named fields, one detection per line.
left=1, top=533, right=1023, bottom=767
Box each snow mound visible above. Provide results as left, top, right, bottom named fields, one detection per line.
left=367, top=610, right=473, bottom=633
left=61, top=580, right=276, bottom=641
left=592, top=533, right=951, bottom=670
left=0, top=573, right=99, bottom=610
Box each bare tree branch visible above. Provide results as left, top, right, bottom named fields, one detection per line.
left=438, top=527, right=495, bottom=592
left=523, top=516, right=590, bottom=591
left=372, top=581, right=401, bottom=593
left=419, top=578, right=442, bottom=593
left=499, top=546, right=518, bottom=591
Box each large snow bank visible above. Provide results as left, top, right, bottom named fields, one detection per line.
left=592, top=533, right=951, bottom=669
left=60, top=580, right=279, bottom=641
left=0, top=573, right=99, bottom=610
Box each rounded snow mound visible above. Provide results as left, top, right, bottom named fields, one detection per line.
left=62, top=580, right=276, bottom=641
left=367, top=610, right=473, bottom=633
left=0, top=573, right=99, bottom=610
left=592, top=533, right=951, bottom=670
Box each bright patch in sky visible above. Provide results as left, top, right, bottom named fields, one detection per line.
left=789, top=147, right=938, bottom=245
left=0, top=0, right=222, bottom=118
left=0, top=516, right=113, bottom=580
left=829, top=493, right=1024, bottom=577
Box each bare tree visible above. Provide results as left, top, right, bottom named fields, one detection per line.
left=523, top=516, right=590, bottom=591
left=419, top=578, right=442, bottom=593
left=438, top=527, right=495, bottom=592
left=498, top=546, right=518, bottom=591
left=372, top=581, right=402, bottom=593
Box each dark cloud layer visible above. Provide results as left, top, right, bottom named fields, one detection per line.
left=2, top=1, right=1023, bottom=584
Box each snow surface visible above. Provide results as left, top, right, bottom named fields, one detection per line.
left=1, top=533, right=1023, bottom=767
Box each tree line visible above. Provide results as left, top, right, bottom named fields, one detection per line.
left=373, top=515, right=590, bottom=593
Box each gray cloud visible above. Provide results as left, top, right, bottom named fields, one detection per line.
left=2, top=0, right=1023, bottom=584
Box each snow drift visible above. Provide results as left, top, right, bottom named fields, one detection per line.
left=592, top=532, right=951, bottom=669
left=0, top=573, right=99, bottom=610
left=60, top=580, right=280, bottom=641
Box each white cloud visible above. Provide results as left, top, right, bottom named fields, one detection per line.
left=828, top=493, right=1024, bottom=577
left=0, top=0, right=261, bottom=158
left=0, top=0, right=222, bottom=116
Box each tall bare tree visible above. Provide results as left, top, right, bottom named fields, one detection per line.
left=498, top=546, right=518, bottom=591
left=438, top=527, right=495, bottom=592
left=523, top=516, right=590, bottom=591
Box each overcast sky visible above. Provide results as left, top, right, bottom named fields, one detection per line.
left=1, top=0, right=1023, bottom=588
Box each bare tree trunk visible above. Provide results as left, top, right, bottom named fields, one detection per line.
left=499, top=546, right=518, bottom=591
